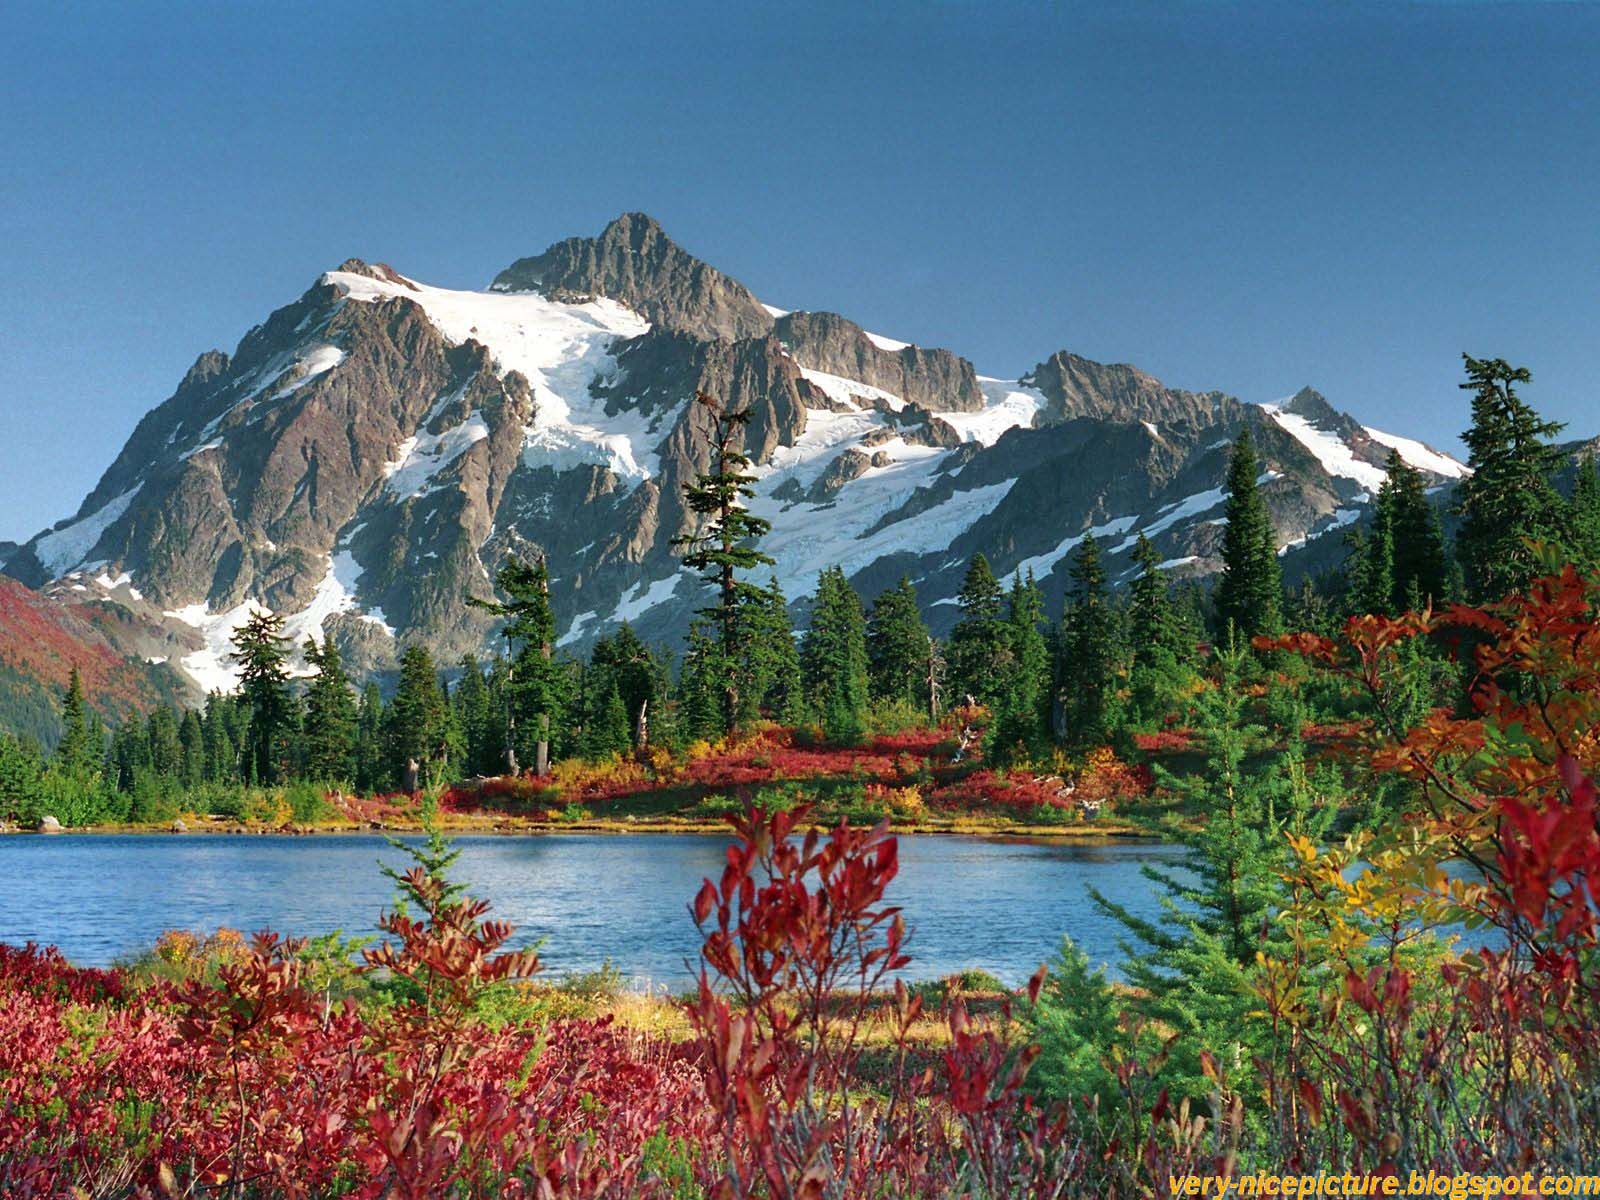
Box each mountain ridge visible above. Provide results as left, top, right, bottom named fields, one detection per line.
left=2, top=212, right=1470, bottom=699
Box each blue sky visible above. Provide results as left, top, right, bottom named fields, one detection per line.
left=2, top=1, right=1597, bottom=541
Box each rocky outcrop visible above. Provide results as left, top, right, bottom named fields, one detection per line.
left=773, top=311, right=985, bottom=412
left=1024, top=351, right=1241, bottom=431
left=492, top=213, right=773, bottom=342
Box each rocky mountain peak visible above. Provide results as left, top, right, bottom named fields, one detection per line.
left=1280, top=386, right=1343, bottom=425
left=1023, top=350, right=1237, bottom=430
left=490, top=212, right=774, bottom=342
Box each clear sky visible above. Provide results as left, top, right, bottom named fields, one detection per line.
left=2, top=1, right=1597, bottom=542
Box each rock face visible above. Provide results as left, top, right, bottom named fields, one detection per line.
left=1024, top=351, right=1240, bottom=430
left=492, top=212, right=773, bottom=342
left=773, top=311, right=985, bottom=412
left=1, top=211, right=1472, bottom=700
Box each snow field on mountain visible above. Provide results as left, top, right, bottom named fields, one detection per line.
left=33, top=485, right=144, bottom=576
left=1260, top=405, right=1389, bottom=492
left=1364, top=427, right=1469, bottom=478
left=324, top=269, right=661, bottom=480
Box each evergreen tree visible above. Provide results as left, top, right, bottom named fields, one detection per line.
left=946, top=554, right=1011, bottom=710
left=1056, top=534, right=1123, bottom=747
left=231, top=610, right=292, bottom=784
left=1127, top=534, right=1197, bottom=721
left=1213, top=429, right=1283, bottom=641
left=385, top=645, right=451, bottom=790
left=178, top=709, right=205, bottom=787
left=867, top=576, right=932, bottom=713
left=1569, top=452, right=1600, bottom=570
left=1085, top=645, right=1335, bottom=1098
left=1454, top=355, right=1568, bottom=600
left=732, top=580, right=803, bottom=727
left=672, top=392, right=776, bottom=732
left=202, top=695, right=236, bottom=783
left=1383, top=451, right=1450, bottom=611
left=1348, top=519, right=1395, bottom=618
left=302, top=637, right=358, bottom=782
left=354, top=683, right=385, bottom=793
left=451, top=655, right=500, bottom=777
left=55, top=666, right=99, bottom=772
left=799, top=567, right=870, bottom=745
left=1128, top=534, right=1191, bottom=669
left=987, top=571, right=1051, bottom=763
left=678, top=619, right=729, bottom=742
left=471, top=555, right=565, bottom=775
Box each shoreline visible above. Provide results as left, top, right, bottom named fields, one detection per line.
left=3, top=814, right=1156, bottom=843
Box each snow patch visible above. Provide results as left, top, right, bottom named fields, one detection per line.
left=1261, top=406, right=1388, bottom=491
left=325, top=268, right=661, bottom=481
left=944, top=380, right=1047, bottom=447
left=863, top=329, right=910, bottom=352
left=34, top=485, right=142, bottom=577
left=383, top=411, right=490, bottom=499
left=1363, top=427, right=1469, bottom=479
left=799, top=368, right=905, bottom=411
left=1015, top=515, right=1139, bottom=581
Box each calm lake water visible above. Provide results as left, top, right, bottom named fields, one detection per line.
left=0, top=832, right=1185, bottom=987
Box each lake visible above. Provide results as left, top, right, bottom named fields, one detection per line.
left=0, top=832, right=1185, bottom=987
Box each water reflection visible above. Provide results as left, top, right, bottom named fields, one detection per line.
left=2, top=832, right=1188, bottom=987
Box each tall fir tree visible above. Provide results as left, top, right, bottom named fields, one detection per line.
left=471, top=555, right=565, bottom=775
left=866, top=576, right=933, bottom=713
left=385, top=645, right=452, bottom=790
left=1569, top=451, right=1600, bottom=570
left=946, top=554, right=1011, bottom=710
left=302, top=637, right=358, bottom=782
left=231, top=610, right=292, bottom=785
left=987, top=571, right=1051, bottom=763
left=672, top=392, right=776, bottom=732
left=1128, top=534, right=1192, bottom=669
left=1383, top=451, right=1450, bottom=611
left=678, top=619, right=729, bottom=742
left=1056, top=534, right=1123, bottom=747
left=1454, top=355, right=1568, bottom=600
left=733, top=578, right=803, bottom=726
left=354, top=683, right=385, bottom=793
left=1085, top=644, right=1335, bottom=1098
left=1213, top=428, right=1283, bottom=641
left=800, top=567, right=871, bottom=745
left=55, top=665, right=99, bottom=772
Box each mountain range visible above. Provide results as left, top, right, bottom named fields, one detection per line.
left=1, top=212, right=1476, bottom=712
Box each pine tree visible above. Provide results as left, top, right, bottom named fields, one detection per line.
left=672, top=392, right=776, bottom=732
left=1127, top=534, right=1197, bottom=721
left=471, top=555, right=565, bottom=775
left=1348, top=520, right=1395, bottom=618
left=987, top=571, right=1051, bottom=763
left=354, top=683, right=385, bottom=793
left=800, top=567, right=870, bottom=745
left=55, top=666, right=99, bottom=772
left=1214, top=429, right=1283, bottom=641
left=302, top=637, right=358, bottom=782
left=867, top=576, right=932, bottom=713
left=1056, top=534, right=1123, bottom=747
left=1087, top=645, right=1335, bottom=1098
left=1382, top=451, right=1450, bottom=611
left=946, top=554, right=1011, bottom=710
left=451, top=654, right=498, bottom=776
left=1128, top=534, right=1191, bottom=669
left=178, top=708, right=205, bottom=787
left=202, top=695, right=236, bottom=783
left=1455, top=355, right=1568, bottom=600
left=732, top=579, right=802, bottom=726
left=678, top=619, right=729, bottom=742
left=1569, top=452, right=1600, bottom=570
left=386, top=645, right=451, bottom=790
left=231, top=610, right=292, bottom=785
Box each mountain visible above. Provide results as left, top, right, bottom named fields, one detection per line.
left=0, top=575, right=189, bottom=746
left=2, top=213, right=1468, bottom=697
